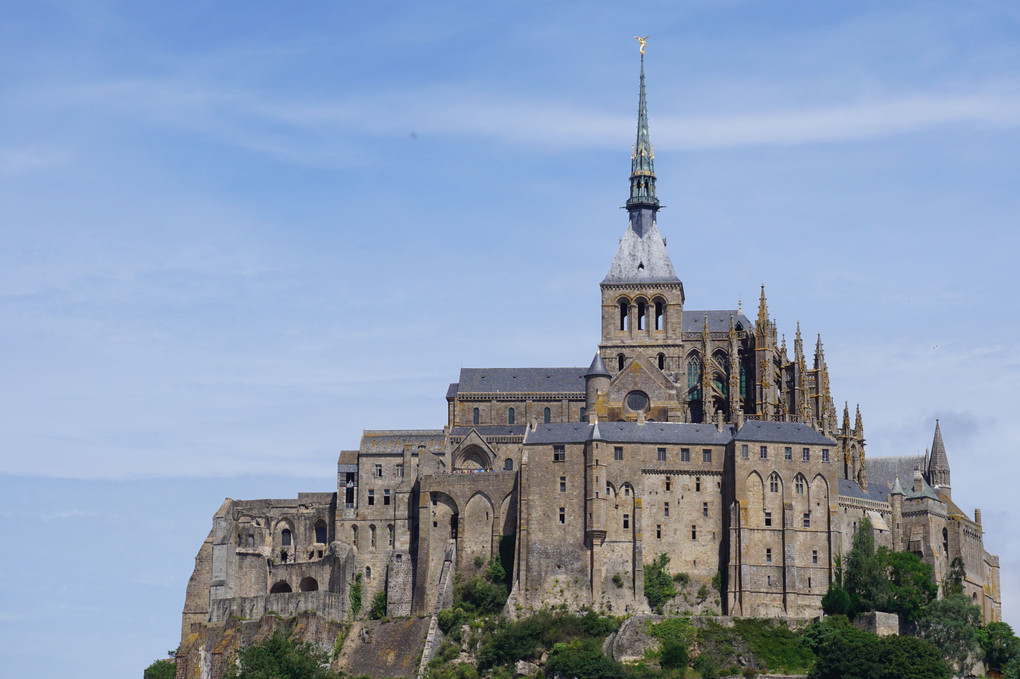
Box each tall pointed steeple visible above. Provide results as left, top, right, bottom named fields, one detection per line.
left=627, top=49, right=658, bottom=211
left=603, top=42, right=679, bottom=285
left=927, top=419, right=951, bottom=492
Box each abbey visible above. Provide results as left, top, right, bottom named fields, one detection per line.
left=178, top=55, right=1001, bottom=648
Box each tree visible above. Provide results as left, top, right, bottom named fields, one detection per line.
left=143, top=659, right=176, bottom=679
left=223, top=632, right=337, bottom=679
left=916, top=593, right=982, bottom=674
left=843, top=517, right=887, bottom=617
left=807, top=618, right=882, bottom=679
left=820, top=582, right=851, bottom=616
left=878, top=635, right=950, bottom=679
left=369, top=589, right=387, bottom=619
left=643, top=553, right=677, bottom=613
left=876, top=548, right=936, bottom=622
left=979, top=621, right=1019, bottom=673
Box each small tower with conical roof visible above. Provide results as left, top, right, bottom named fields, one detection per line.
left=584, top=352, right=611, bottom=421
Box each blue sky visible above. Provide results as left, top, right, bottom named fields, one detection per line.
left=2, top=1, right=1019, bottom=676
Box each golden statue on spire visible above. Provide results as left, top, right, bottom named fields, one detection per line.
left=634, top=35, right=649, bottom=55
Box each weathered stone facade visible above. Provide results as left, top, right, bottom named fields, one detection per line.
left=177, top=53, right=1002, bottom=665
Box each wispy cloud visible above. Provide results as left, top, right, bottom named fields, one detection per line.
left=0, top=147, right=71, bottom=176
left=25, top=75, right=1020, bottom=167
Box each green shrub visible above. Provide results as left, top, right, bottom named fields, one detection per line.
left=692, top=654, right=719, bottom=679
left=643, top=554, right=677, bottom=613
left=613, top=573, right=624, bottom=588
left=143, top=659, right=176, bottom=679
left=454, top=575, right=508, bottom=616
left=486, top=558, right=507, bottom=584
left=349, top=573, right=363, bottom=618
left=821, top=583, right=852, bottom=616
left=732, top=618, right=813, bottom=674
left=673, top=572, right=690, bottom=587
left=475, top=609, right=619, bottom=670
left=546, top=639, right=623, bottom=679
left=223, top=632, right=337, bottom=679
left=369, top=589, right=387, bottom=619
left=474, top=555, right=485, bottom=568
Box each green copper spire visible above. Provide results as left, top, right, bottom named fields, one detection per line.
left=627, top=47, right=658, bottom=210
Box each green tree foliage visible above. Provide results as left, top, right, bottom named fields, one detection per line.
left=143, top=659, right=176, bottom=679
left=349, top=573, right=363, bottom=618
left=916, top=593, right=982, bottom=674
left=369, top=589, right=387, bottom=619
left=223, top=632, right=337, bottom=679
left=979, top=621, right=1020, bottom=673
left=879, top=634, right=951, bottom=679
left=546, top=639, right=623, bottom=679
left=643, top=553, right=677, bottom=613
left=820, top=583, right=851, bottom=616
left=807, top=616, right=949, bottom=679
left=476, top=610, right=618, bottom=671
left=843, top=517, right=887, bottom=616
left=648, top=617, right=695, bottom=673
left=876, top=547, right=937, bottom=622
left=452, top=575, right=508, bottom=617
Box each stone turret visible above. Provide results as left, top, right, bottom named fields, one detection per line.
left=926, top=419, right=951, bottom=500
left=584, top=352, right=610, bottom=421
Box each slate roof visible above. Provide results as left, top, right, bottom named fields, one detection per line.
left=602, top=213, right=680, bottom=284
left=592, top=421, right=735, bottom=445
left=360, top=430, right=445, bottom=455
left=454, top=367, right=587, bottom=394
left=586, top=353, right=610, bottom=378
left=682, top=310, right=753, bottom=333
left=735, top=421, right=835, bottom=445
left=524, top=423, right=594, bottom=444
left=450, top=426, right=527, bottom=438
left=866, top=455, right=925, bottom=491
left=524, top=421, right=735, bottom=445
left=927, top=420, right=949, bottom=474
left=839, top=478, right=891, bottom=503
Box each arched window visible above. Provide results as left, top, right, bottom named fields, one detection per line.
left=654, top=299, right=665, bottom=330
left=619, top=300, right=630, bottom=331
left=739, top=359, right=748, bottom=403
left=544, top=407, right=551, bottom=424
left=579, top=407, right=586, bottom=422
left=387, top=524, right=394, bottom=547
left=299, top=577, right=319, bottom=592
left=618, top=353, right=625, bottom=371
left=769, top=473, right=780, bottom=493
left=637, top=300, right=647, bottom=330
left=658, top=353, right=665, bottom=370
left=795, top=475, right=805, bottom=495
left=472, top=408, right=479, bottom=425
left=281, top=528, right=292, bottom=546
left=713, top=351, right=729, bottom=398
left=369, top=525, right=376, bottom=550
left=270, top=580, right=292, bottom=594
left=687, top=355, right=702, bottom=401
left=943, top=528, right=949, bottom=556
left=508, top=407, right=515, bottom=425
left=351, top=525, right=358, bottom=547
left=504, top=458, right=514, bottom=471
left=314, top=519, right=327, bottom=544
left=365, top=566, right=371, bottom=579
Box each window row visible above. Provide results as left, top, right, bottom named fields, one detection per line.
left=472, top=406, right=583, bottom=425
left=617, top=297, right=667, bottom=332
left=349, top=523, right=395, bottom=550
left=372, top=463, right=405, bottom=478
left=366, top=489, right=393, bottom=506
left=761, top=510, right=813, bottom=527
left=742, top=444, right=830, bottom=462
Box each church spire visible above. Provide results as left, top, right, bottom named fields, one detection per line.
left=602, top=40, right=679, bottom=285
left=927, top=419, right=951, bottom=492
left=627, top=42, right=658, bottom=210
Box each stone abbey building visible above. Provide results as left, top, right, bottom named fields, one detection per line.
left=179, top=54, right=1001, bottom=648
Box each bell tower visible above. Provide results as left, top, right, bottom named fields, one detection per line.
left=599, top=41, right=685, bottom=379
